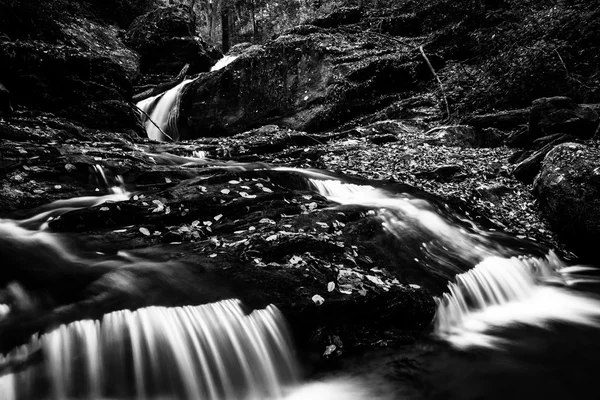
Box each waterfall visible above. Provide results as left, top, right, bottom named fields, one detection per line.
left=137, top=78, right=195, bottom=142
left=11, top=164, right=129, bottom=230
left=2, top=300, right=299, bottom=400
left=306, top=178, right=504, bottom=281
left=434, top=253, right=600, bottom=348
left=136, top=55, right=238, bottom=142
left=210, top=55, right=238, bottom=72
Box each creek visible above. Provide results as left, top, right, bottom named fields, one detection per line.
left=1, top=61, right=599, bottom=398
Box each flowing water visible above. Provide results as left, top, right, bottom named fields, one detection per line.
left=1, top=300, right=298, bottom=400
left=136, top=55, right=238, bottom=142
left=4, top=58, right=600, bottom=398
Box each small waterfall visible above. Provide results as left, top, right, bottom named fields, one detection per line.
left=14, top=165, right=130, bottom=230
left=137, top=78, right=195, bottom=142
left=211, top=55, right=238, bottom=72
left=307, top=178, right=501, bottom=276
left=2, top=300, right=299, bottom=400
left=435, top=253, right=600, bottom=348
left=136, top=55, right=238, bottom=142
left=92, top=164, right=127, bottom=195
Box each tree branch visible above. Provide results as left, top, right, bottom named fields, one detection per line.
left=130, top=103, right=175, bottom=142
left=419, top=46, right=451, bottom=120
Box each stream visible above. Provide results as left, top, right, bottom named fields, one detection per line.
left=1, top=153, right=599, bottom=399
left=1, top=63, right=600, bottom=398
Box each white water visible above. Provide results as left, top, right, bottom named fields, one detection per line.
left=305, top=178, right=600, bottom=350
left=2, top=300, right=299, bottom=400
left=137, top=54, right=238, bottom=142
left=137, top=78, right=195, bottom=142
left=11, top=165, right=129, bottom=230
left=211, top=55, right=238, bottom=72
left=434, top=254, right=600, bottom=348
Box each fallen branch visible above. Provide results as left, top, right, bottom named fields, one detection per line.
left=554, top=49, right=569, bottom=77
left=419, top=45, right=451, bottom=120
left=130, top=103, right=175, bottom=142
left=132, top=64, right=191, bottom=103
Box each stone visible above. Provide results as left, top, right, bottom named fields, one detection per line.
left=533, top=142, right=600, bottom=259
left=465, top=108, right=530, bottom=131
left=309, top=6, right=362, bottom=28
left=513, top=133, right=578, bottom=183
left=124, top=5, right=220, bottom=75
left=0, top=40, right=137, bottom=131
left=178, top=28, right=428, bottom=138
left=423, top=125, right=505, bottom=147
left=0, top=82, right=12, bottom=117
left=528, top=96, right=599, bottom=145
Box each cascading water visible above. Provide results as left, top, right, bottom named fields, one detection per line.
left=136, top=54, right=238, bottom=142
left=137, top=78, right=195, bottom=142
left=434, top=254, right=600, bottom=349
left=3, top=149, right=600, bottom=399
left=1, top=300, right=298, bottom=400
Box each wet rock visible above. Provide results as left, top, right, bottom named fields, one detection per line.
left=124, top=5, right=220, bottom=75
left=179, top=29, right=428, bottom=138
left=528, top=97, right=599, bottom=145
left=533, top=142, right=600, bottom=259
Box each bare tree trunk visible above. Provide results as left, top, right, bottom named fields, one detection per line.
left=221, top=4, right=230, bottom=53
left=250, top=0, right=257, bottom=42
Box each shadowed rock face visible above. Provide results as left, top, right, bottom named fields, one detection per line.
left=534, top=142, right=600, bottom=260
left=178, top=26, right=435, bottom=138
left=124, top=5, right=221, bottom=75
left=0, top=40, right=138, bottom=130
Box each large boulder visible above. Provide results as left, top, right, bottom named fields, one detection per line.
left=527, top=96, right=599, bottom=145
left=124, top=5, right=220, bottom=75
left=0, top=40, right=138, bottom=131
left=178, top=27, right=437, bottom=138
left=533, top=142, right=600, bottom=259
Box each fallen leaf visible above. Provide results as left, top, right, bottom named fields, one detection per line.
left=327, top=281, right=335, bottom=292
left=323, top=344, right=336, bottom=356
left=221, top=189, right=231, bottom=195
left=312, top=294, right=325, bottom=306
left=139, top=227, right=151, bottom=236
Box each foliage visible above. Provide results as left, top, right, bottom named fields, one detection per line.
left=416, top=0, right=600, bottom=113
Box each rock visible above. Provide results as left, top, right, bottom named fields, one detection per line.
left=415, top=165, right=462, bottom=181
left=465, top=108, right=530, bottom=131
left=528, top=96, right=599, bottom=145
left=423, top=125, right=505, bottom=147
left=0, top=82, right=12, bottom=117
left=533, top=142, right=600, bottom=259
left=513, top=133, right=578, bottom=183
left=310, top=6, right=362, bottom=28
left=125, top=5, right=196, bottom=46
left=59, top=17, right=141, bottom=83
left=475, top=183, right=513, bottom=203
left=178, top=29, right=434, bottom=138
left=367, top=13, right=421, bottom=36
left=0, top=40, right=137, bottom=131
left=124, top=5, right=220, bottom=75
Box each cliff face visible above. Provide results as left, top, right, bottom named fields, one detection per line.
left=0, top=1, right=144, bottom=132
left=178, top=24, right=434, bottom=138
